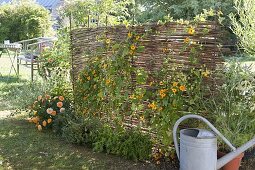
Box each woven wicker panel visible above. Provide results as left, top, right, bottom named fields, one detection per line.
left=71, top=22, right=225, bottom=83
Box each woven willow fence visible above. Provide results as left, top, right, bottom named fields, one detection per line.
left=70, top=21, right=226, bottom=133
left=71, top=22, right=224, bottom=81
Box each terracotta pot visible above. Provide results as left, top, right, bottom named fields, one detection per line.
left=218, top=151, right=244, bottom=170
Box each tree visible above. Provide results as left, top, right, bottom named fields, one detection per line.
left=0, top=0, right=52, bottom=42
left=135, top=0, right=234, bottom=23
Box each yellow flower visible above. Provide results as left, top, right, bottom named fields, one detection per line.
left=184, top=37, right=190, bottom=43
left=149, top=82, right=153, bottom=86
left=42, top=120, right=47, bottom=127
left=129, top=94, right=135, bottom=99
left=202, top=70, right=210, bottom=77
left=188, top=27, right=195, bottom=35
left=92, top=70, right=96, bottom=75
left=129, top=50, right=134, bottom=55
left=173, top=82, right=178, bottom=87
left=160, top=93, right=166, bottom=98
left=106, top=39, right=111, bottom=44
left=87, top=76, right=91, bottom=80
left=106, top=79, right=111, bottom=85
left=47, top=118, right=52, bottom=124
left=130, top=44, right=136, bottom=50
left=128, top=32, right=132, bottom=38
left=34, top=111, right=37, bottom=115
left=172, top=88, right=177, bottom=94
left=37, top=125, right=42, bottom=131
left=135, top=36, right=140, bottom=41
left=179, top=85, right=186, bottom=91
left=162, top=48, right=168, bottom=53
left=148, top=102, right=157, bottom=110
left=159, top=81, right=164, bottom=86
left=140, top=115, right=145, bottom=121
left=103, top=64, right=107, bottom=69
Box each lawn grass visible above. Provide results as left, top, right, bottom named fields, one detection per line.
left=0, top=113, right=159, bottom=170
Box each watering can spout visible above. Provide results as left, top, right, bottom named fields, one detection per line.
left=217, top=137, right=255, bottom=169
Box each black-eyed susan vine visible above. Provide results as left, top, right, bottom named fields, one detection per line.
left=74, top=23, right=214, bottom=160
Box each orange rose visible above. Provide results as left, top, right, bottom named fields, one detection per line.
left=57, top=102, right=63, bottom=108
left=59, top=96, right=64, bottom=101
left=51, top=111, right=57, bottom=116
left=42, top=120, right=47, bottom=127
left=47, top=118, right=52, bottom=124
left=46, top=108, right=53, bottom=114
left=45, top=94, right=51, bottom=100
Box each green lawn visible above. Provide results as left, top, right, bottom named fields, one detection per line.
left=0, top=113, right=159, bottom=170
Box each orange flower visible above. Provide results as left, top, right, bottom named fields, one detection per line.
left=188, top=27, right=195, bottom=35
left=57, top=102, right=63, bottom=108
left=105, top=79, right=111, bottom=85
left=42, top=120, right=47, bottom=127
left=51, top=111, right=57, bottom=116
left=172, top=88, right=177, bottom=94
left=37, top=125, right=42, bottom=131
left=45, top=94, right=51, bottom=100
left=46, top=108, right=53, bottom=114
left=47, top=118, right=52, bottom=124
left=148, top=102, right=157, bottom=110
left=59, top=96, right=64, bottom=101
left=179, top=85, right=186, bottom=91
left=37, top=95, right=42, bottom=101
left=32, top=117, right=39, bottom=124
left=28, top=118, right=33, bottom=123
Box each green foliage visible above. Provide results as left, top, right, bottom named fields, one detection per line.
left=60, top=0, right=135, bottom=27
left=62, top=116, right=152, bottom=161
left=204, top=61, right=255, bottom=149
left=229, top=0, right=255, bottom=55
left=0, top=0, right=52, bottom=42
left=135, top=0, right=234, bottom=23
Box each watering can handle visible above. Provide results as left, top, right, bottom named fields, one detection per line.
left=173, top=114, right=236, bottom=160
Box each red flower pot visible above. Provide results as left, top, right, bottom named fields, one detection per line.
left=218, top=151, right=244, bottom=170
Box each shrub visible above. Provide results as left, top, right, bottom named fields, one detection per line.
left=0, top=0, right=52, bottom=42
left=62, top=116, right=152, bottom=161
left=28, top=94, right=71, bottom=131
left=229, top=0, right=255, bottom=55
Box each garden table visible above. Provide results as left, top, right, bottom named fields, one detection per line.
left=0, top=43, right=22, bottom=79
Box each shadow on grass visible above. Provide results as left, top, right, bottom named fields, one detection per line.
left=0, top=116, right=159, bottom=170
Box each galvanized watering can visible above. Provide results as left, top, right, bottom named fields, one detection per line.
left=173, top=114, right=255, bottom=170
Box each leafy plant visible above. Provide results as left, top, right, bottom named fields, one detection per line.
left=229, top=0, right=255, bottom=55
left=204, top=61, right=255, bottom=150
left=0, top=0, right=52, bottom=42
